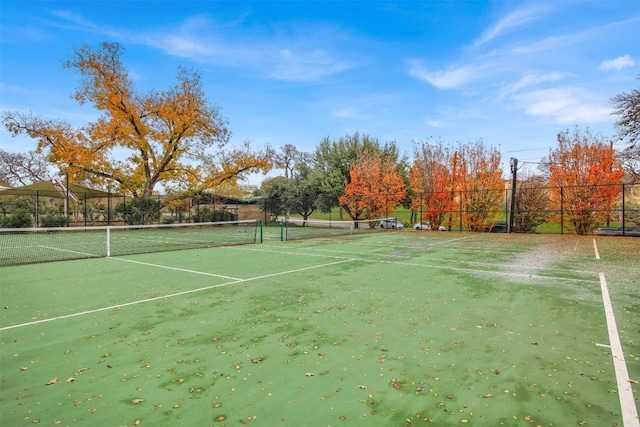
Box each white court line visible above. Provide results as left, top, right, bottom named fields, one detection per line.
left=0, top=259, right=354, bottom=332
left=598, top=272, right=639, bottom=427
left=112, top=257, right=243, bottom=281
left=592, top=239, right=600, bottom=260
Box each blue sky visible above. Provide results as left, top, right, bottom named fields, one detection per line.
left=1, top=1, right=639, bottom=184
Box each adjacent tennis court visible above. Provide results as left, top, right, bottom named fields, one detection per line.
left=1, top=230, right=638, bottom=426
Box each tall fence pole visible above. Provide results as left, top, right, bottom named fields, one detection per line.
left=621, top=184, right=626, bottom=236
left=508, top=157, right=518, bottom=233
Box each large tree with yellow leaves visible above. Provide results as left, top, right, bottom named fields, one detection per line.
left=3, top=42, right=271, bottom=197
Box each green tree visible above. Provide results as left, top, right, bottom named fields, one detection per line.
left=285, top=163, right=321, bottom=222
left=258, top=176, right=290, bottom=220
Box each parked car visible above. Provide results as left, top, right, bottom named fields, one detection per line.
left=484, top=220, right=507, bottom=233
left=378, top=218, right=404, bottom=229
left=594, top=225, right=640, bottom=237
left=413, top=222, right=446, bottom=231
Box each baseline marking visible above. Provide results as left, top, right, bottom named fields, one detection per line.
left=599, top=272, right=639, bottom=427
left=0, top=259, right=354, bottom=332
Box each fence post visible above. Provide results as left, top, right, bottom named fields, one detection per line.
left=35, top=190, right=39, bottom=227
left=459, top=190, right=463, bottom=231
left=560, top=186, right=564, bottom=235
left=508, top=157, right=518, bottom=233
left=621, top=183, right=626, bottom=236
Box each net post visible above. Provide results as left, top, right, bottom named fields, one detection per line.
left=106, top=227, right=111, bottom=257
left=280, top=220, right=284, bottom=241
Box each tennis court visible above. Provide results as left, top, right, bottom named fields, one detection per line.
left=1, top=229, right=638, bottom=426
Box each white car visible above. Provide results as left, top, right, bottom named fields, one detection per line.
left=414, top=222, right=446, bottom=231
left=378, top=218, right=404, bottom=229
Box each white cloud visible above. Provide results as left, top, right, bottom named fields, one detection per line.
left=408, top=61, right=480, bottom=89
left=269, top=48, right=354, bottom=82
left=515, top=87, right=611, bottom=124
left=499, top=72, right=574, bottom=98
left=330, top=106, right=356, bottom=118
left=600, top=55, right=636, bottom=70
left=49, top=11, right=358, bottom=82
left=425, top=118, right=443, bottom=128
left=472, top=4, right=551, bottom=48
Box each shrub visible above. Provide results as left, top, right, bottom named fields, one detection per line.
left=114, top=197, right=161, bottom=225
left=1, top=210, right=34, bottom=228
left=193, top=206, right=231, bottom=223
left=40, top=214, right=71, bottom=227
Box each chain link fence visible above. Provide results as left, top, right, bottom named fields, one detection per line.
left=1, top=183, right=638, bottom=235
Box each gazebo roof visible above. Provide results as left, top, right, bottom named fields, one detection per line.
left=0, top=181, right=115, bottom=200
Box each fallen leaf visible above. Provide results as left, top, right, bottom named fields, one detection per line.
left=20, top=366, right=28, bottom=371
left=482, top=393, right=493, bottom=398
left=46, top=377, right=58, bottom=385
left=358, top=385, right=368, bottom=389
left=304, top=372, right=314, bottom=377
left=66, top=377, right=75, bottom=383
left=628, top=379, right=639, bottom=384
left=130, top=399, right=144, bottom=404
left=134, top=421, right=141, bottom=426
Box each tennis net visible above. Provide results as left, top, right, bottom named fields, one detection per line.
left=0, top=220, right=259, bottom=266
left=284, top=218, right=380, bottom=241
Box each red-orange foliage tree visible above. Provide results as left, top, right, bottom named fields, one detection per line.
left=339, top=152, right=406, bottom=226
left=548, top=127, right=625, bottom=234
left=456, top=141, right=503, bottom=232
left=410, top=141, right=453, bottom=230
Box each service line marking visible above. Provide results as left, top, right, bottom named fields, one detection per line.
left=599, top=272, right=639, bottom=427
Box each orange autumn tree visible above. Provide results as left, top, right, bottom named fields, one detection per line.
left=456, top=141, right=503, bottom=231
left=339, top=152, right=406, bottom=227
left=2, top=42, right=271, bottom=197
left=548, top=127, right=625, bottom=235
left=409, top=140, right=453, bottom=230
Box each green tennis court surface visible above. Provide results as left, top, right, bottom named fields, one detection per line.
left=1, top=232, right=638, bottom=426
